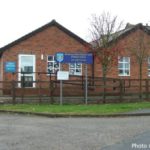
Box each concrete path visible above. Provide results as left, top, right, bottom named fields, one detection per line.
left=123, top=108, right=150, bottom=114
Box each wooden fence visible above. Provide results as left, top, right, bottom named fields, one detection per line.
left=0, top=72, right=150, bottom=104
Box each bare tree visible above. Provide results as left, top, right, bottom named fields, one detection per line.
left=90, top=12, right=123, bottom=103
left=127, top=28, right=149, bottom=99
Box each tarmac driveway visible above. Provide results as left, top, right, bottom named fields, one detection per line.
left=0, top=113, right=150, bottom=150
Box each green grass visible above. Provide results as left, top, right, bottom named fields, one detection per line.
left=0, top=102, right=150, bottom=115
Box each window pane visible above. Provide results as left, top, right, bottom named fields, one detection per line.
left=24, top=66, right=33, bottom=73
left=21, top=56, right=34, bottom=73
left=119, top=57, right=123, bottom=62
left=118, top=56, right=130, bottom=76
left=118, top=63, right=123, bottom=69
left=47, top=55, right=59, bottom=75
left=70, top=64, right=75, bottom=68
left=48, top=56, right=53, bottom=61
left=76, top=63, right=81, bottom=68
left=69, top=63, right=82, bottom=76
left=148, top=70, right=150, bottom=76
left=124, top=57, right=129, bottom=62
left=119, top=69, right=123, bottom=74
left=76, top=69, right=81, bottom=75
left=21, top=56, right=33, bottom=66
left=148, top=64, right=150, bottom=70
left=125, top=70, right=129, bottom=75
left=48, top=68, right=53, bottom=74
left=21, top=76, right=33, bottom=87
left=125, top=63, right=129, bottom=69
left=70, top=69, right=75, bottom=75
left=54, top=62, right=59, bottom=68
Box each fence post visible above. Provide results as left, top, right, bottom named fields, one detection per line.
left=119, top=79, right=123, bottom=102
left=38, top=72, right=42, bottom=103
left=21, top=72, right=24, bottom=104
left=145, top=79, right=149, bottom=100
left=49, top=73, right=54, bottom=104
left=12, top=80, right=16, bottom=104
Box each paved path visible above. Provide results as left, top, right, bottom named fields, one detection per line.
left=124, top=108, right=150, bottom=114
left=0, top=113, right=150, bottom=150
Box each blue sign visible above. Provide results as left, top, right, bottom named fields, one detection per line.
left=55, top=53, right=93, bottom=64
left=5, top=62, right=16, bottom=73
left=55, top=52, right=65, bottom=63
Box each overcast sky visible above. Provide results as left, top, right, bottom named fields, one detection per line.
left=0, top=0, right=150, bottom=47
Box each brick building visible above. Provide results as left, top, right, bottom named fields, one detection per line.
left=0, top=20, right=150, bottom=98
left=0, top=20, right=90, bottom=88
left=93, top=23, right=150, bottom=79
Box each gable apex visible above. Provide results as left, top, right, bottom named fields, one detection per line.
left=0, top=19, right=89, bottom=56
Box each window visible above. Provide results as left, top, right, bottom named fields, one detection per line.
left=69, top=63, right=82, bottom=76
left=18, top=55, right=35, bottom=87
left=148, top=57, right=150, bottom=76
left=47, top=55, right=60, bottom=74
left=118, top=57, right=130, bottom=76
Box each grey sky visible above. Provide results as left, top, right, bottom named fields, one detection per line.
left=0, top=0, right=150, bottom=47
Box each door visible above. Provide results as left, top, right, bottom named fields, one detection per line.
left=18, top=54, right=36, bottom=87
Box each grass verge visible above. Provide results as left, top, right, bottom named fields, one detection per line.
left=0, top=102, right=150, bottom=115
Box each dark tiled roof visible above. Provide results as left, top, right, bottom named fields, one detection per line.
left=0, top=20, right=89, bottom=56
left=90, top=23, right=150, bottom=48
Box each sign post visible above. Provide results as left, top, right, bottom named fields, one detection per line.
left=85, top=64, right=88, bottom=104
left=60, top=64, right=63, bottom=105
left=57, top=70, right=69, bottom=105
left=55, top=52, right=93, bottom=105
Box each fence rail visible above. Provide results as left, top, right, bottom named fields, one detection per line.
left=1, top=72, right=150, bottom=104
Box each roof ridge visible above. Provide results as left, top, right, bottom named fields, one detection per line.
left=0, top=19, right=89, bottom=56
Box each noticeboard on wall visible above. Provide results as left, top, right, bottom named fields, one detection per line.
left=5, top=62, right=16, bottom=73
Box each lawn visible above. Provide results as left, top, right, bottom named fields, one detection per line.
left=0, top=102, right=150, bottom=115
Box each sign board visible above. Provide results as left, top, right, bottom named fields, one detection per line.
left=57, top=71, right=69, bottom=80
left=55, top=53, right=93, bottom=64
left=55, top=52, right=65, bottom=63
left=5, top=62, right=16, bottom=73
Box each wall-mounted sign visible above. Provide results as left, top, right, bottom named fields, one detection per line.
left=5, top=62, right=16, bottom=73
left=57, top=71, right=69, bottom=80
left=55, top=52, right=65, bottom=63
left=55, top=53, right=93, bottom=64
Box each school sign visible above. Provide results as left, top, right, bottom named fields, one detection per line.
left=55, top=53, right=93, bottom=64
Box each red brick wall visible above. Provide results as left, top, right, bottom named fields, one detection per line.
left=94, top=29, right=150, bottom=79
left=1, top=26, right=90, bottom=83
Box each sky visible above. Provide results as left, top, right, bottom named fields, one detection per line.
left=0, top=0, right=150, bottom=47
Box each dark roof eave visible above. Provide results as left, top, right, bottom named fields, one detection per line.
left=0, top=20, right=89, bottom=57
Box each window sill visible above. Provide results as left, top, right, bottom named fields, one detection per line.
left=118, top=75, right=130, bottom=77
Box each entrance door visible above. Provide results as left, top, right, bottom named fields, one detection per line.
left=18, top=54, right=36, bottom=87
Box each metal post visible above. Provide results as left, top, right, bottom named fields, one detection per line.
left=60, top=64, right=63, bottom=105
left=85, top=64, right=88, bottom=104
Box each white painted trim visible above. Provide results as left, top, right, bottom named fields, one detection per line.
left=18, top=54, right=36, bottom=88
left=69, top=63, right=82, bottom=76
left=47, top=55, right=60, bottom=76
left=118, top=56, right=130, bottom=77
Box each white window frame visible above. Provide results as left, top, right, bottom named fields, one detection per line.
left=118, top=56, right=130, bottom=76
left=69, top=63, right=82, bottom=76
left=18, top=54, right=36, bottom=87
left=148, top=57, right=150, bottom=76
left=47, top=55, right=60, bottom=75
